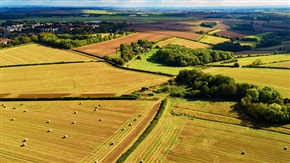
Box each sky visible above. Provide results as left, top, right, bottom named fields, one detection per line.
left=1, top=0, right=289, bottom=7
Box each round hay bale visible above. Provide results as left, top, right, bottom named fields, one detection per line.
left=23, top=138, right=28, bottom=142
left=129, top=123, right=132, bottom=126
left=139, top=160, right=143, bottom=163
left=13, top=107, right=17, bottom=110
left=46, top=120, right=51, bottom=123
left=98, top=104, right=101, bottom=106
left=122, top=127, right=126, bottom=131
left=47, top=129, right=52, bottom=132
left=22, top=143, right=26, bottom=147
left=94, top=160, right=98, bottom=163
left=95, top=106, right=98, bottom=109
left=3, top=105, right=6, bottom=108
left=110, top=141, right=115, bottom=145
left=79, top=102, right=82, bottom=105
left=133, top=118, right=137, bottom=121
left=99, top=118, right=103, bottom=121
left=74, top=111, right=78, bottom=114
left=284, top=146, right=288, bottom=150
left=94, top=108, right=98, bottom=111
left=11, top=118, right=15, bottom=121
left=63, top=135, right=68, bottom=138
left=241, top=151, right=246, bottom=155
left=23, top=110, right=28, bottom=113
left=138, top=114, right=142, bottom=117
left=1, top=103, right=5, bottom=106
left=20, top=103, right=23, bottom=106
left=72, top=121, right=76, bottom=124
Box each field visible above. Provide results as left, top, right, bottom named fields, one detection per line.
left=216, top=30, right=248, bottom=38
left=0, top=44, right=94, bottom=66
left=0, top=100, right=161, bottom=162
left=199, top=35, right=230, bottom=45
left=203, top=67, right=290, bottom=98
left=127, top=99, right=290, bottom=162
left=266, top=61, right=290, bottom=68
left=76, top=32, right=169, bottom=57
left=0, top=62, right=171, bottom=98
left=166, top=118, right=290, bottom=163
left=157, top=37, right=212, bottom=49
left=222, top=54, right=290, bottom=66
left=236, top=41, right=257, bottom=48
left=246, top=32, right=272, bottom=42
left=128, top=49, right=194, bottom=75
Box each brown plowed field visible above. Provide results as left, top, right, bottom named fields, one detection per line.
left=76, top=32, right=169, bottom=57
left=216, top=30, right=248, bottom=38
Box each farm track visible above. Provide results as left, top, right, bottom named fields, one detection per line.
left=82, top=101, right=161, bottom=163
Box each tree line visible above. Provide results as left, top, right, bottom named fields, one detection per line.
left=165, top=69, right=290, bottom=123
left=154, top=44, right=234, bottom=67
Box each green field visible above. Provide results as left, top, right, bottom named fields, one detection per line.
left=0, top=44, right=94, bottom=66
left=236, top=41, right=257, bottom=48
left=128, top=49, right=194, bottom=75
left=246, top=32, right=272, bottom=42
left=199, top=35, right=230, bottom=45
left=1, top=62, right=171, bottom=97
left=220, top=54, right=290, bottom=66
left=203, top=67, right=290, bottom=98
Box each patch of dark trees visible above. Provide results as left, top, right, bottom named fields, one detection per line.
left=165, top=69, right=290, bottom=123
left=213, top=41, right=252, bottom=52
left=110, top=40, right=153, bottom=65
left=153, top=44, right=234, bottom=67
left=200, top=22, right=217, bottom=28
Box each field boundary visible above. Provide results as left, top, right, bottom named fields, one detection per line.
left=116, top=98, right=169, bottom=163
left=0, top=60, right=102, bottom=68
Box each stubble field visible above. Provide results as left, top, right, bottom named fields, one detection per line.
left=157, top=37, right=212, bottom=49
left=0, top=44, right=94, bottom=66
left=0, top=100, right=161, bottom=162
left=0, top=62, right=171, bottom=98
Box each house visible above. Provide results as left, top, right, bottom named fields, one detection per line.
left=1, top=38, right=12, bottom=44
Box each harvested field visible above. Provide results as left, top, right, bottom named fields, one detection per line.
left=203, top=67, right=290, bottom=98
left=199, top=35, right=230, bottom=45
left=0, top=44, right=93, bottom=66
left=76, top=32, right=169, bottom=57
left=266, top=61, right=290, bottom=68
left=0, top=62, right=171, bottom=97
left=127, top=25, right=202, bottom=41
left=157, top=37, right=212, bottom=49
left=226, top=54, right=290, bottom=66
left=0, top=100, right=160, bottom=162
left=216, top=30, right=248, bottom=38
left=166, top=118, right=290, bottom=163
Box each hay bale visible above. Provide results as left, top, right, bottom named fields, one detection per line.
left=284, top=146, right=288, bottom=150
left=122, top=127, right=126, bottom=131
left=110, top=141, right=115, bottom=145
left=94, top=160, right=98, bottom=163
left=138, top=114, right=142, bottom=117
left=94, top=108, right=98, bottom=111
left=3, top=105, right=6, bottom=108
left=98, top=104, right=101, bottom=106
left=99, top=118, right=103, bottom=121
left=20, top=103, right=23, bottom=106
left=11, top=118, right=15, bottom=121
left=74, top=111, right=78, bottom=114
left=13, top=107, right=17, bottom=110
left=72, top=121, right=76, bottom=124
left=23, top=110, right=28, bottom=113
left=241, top=151, right=246, bottom=155
left=23, top=138, right=28, bottom=142
left=79, top=102, right=82, bottom=105
left=95, top=106, right=98, bottom=109
left=139, top=160, right=143, bottom=163
left=21, top=143, right=26, bottom=147
left=47, top=129, right=52, bottom=132
left=63, top=135, right=68, bottom=138
left=133, top=118, right=137, bottom=121
left=129, top=123, right=132, bottom=126
left=46, top=120, right=51, bottom=123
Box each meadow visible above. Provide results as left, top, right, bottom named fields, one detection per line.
left=128, top=49, right=194, bottom=75
left=0, top=100, right=160, bottom=162
left=203, top=67, right=290, bottom=98
left=157, top=37, right=212, bottom=49
left=0, top=44, right=94, bottom=66
left=199, top=35, right=230, bottom=45
left=0, top=62, right=171, bottom=97
left=266, top=61, right=290, bottom=68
